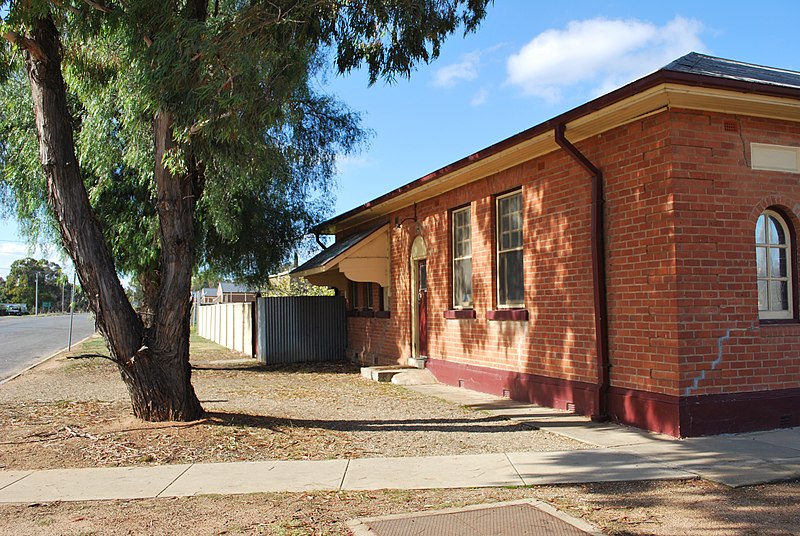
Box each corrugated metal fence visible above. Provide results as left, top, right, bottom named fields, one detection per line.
left=256, top=296, right=346, bottom=365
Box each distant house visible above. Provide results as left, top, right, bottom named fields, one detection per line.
left=215, top=282, right=259, bottom=303
left=293, top=53, right=800, bottom=437
left=197, top=287, right=218, bottom=305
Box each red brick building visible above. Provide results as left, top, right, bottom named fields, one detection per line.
left=293, top=53, right=800, bottom=437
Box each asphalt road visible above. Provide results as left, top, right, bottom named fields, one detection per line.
left=0, top=313, right=95, bottom=382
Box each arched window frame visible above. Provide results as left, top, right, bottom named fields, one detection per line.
left=756, top=209, right=795, bottom=320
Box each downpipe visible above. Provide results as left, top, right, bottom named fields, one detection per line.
left=554, top=123, right=610, bottom=421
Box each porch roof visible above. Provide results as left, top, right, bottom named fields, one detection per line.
left=290, top=224, right=390, bottom=288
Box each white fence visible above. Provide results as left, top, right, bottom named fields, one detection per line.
left=196, top=303, right=254, bottom=356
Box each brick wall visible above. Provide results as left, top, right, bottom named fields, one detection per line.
left=669, top=110, right=800, bottom=398
left=345, top=141, right=601, bottom=392
left=342, top=107, right=800, bottom=432
left=598, top=112, right=682, bottom=396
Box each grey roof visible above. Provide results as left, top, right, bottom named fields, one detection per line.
left=663, top=52, right=800, bottom=91
left=291, top=226, right=381, bottom=275
left=219, top=282, right=257, bottom=293
left=201, top=287, right=218, bottom=297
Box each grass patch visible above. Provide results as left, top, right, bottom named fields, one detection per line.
left=66, top=336, right=111, bottom=359
left=189, top=332, right=243, bottom=361
left=59, top=332, right=239, bottom=363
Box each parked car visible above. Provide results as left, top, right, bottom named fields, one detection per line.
left=4, top=304, right=28, bottom=316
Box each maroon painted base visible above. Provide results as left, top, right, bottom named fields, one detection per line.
left=609, top=386, right=800, bottom=437
left=679, top=387, right=800, bottom=436
left=426, top=358, right=800, bottom=437
left=425, top=358, right=599, bottom=417
left=607, top=387, right=680, bottom=437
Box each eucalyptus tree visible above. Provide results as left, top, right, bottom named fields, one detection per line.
left=0, top=0, right=490, bottom=421
left=4, top=257, right=66, bottom=310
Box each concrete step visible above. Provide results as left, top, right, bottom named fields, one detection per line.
left=360, top=366, right=416, bottom=382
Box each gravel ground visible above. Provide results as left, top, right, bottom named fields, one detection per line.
left=0, top=334, right=587, bottom=470
left=2, top=335, right=799, bottom=535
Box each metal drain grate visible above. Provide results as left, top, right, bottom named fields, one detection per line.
left=348, top=499, right=603, bottom=536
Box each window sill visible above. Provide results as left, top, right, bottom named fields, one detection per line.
left=759, top=318, right=798, bottom=325
left=444, top=309, right=476, bottom=320
left=346, top=310, right=360, bottom=317
left=359, top=310, right=375, bottom=318
left=486, top=309, right=529, bottom=321
left=374, top=311, right=391, bottom=319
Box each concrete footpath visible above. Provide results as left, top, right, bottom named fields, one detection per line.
left=1, top=383, right=799, bottom=503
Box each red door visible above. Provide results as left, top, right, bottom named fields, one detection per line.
left=418, top=260, right=428, bottom=357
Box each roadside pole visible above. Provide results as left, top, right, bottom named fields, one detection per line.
left=68, top=271, right=76, bottom=350
left=35, top=273, right=39, bottom=315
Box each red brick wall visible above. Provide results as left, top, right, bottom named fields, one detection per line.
left=342, top=107, right=800, bottom=431
left=345, top=205, right=415, bottom=365
left=597, top=112, right=682, bottom=396
left=345, top=144, right=601, bottom=392
left=668, top=110, right=800, bottom=398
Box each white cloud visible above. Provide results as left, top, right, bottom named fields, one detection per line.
left=506, top=16, right=706, bottom=102
left=0, top=241, right=72, bottom=279
left=471, top=88, right=489, bottom=106
left=0, top=242, right=27, bottom=256
left=432, top=52, right=481, bottom=88
left=335, top=154, right=370, bottom=174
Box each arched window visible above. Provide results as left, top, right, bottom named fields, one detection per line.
left=756, top=210, right=793, bottom=319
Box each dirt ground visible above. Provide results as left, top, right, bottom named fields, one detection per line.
left=0, top=335, right=584, bottom=471
left=1, top=479, right=798, bottom=535
left=1, top=335, right=799, bottom=535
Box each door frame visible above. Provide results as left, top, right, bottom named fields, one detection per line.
left=409, top=235, right=427, bottom=360
left=417, top=259, right=428, bottom=358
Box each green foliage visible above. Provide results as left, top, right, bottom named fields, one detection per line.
left=0, top=0, right=491, bottom=289
left=262, top=273, right=334, bottom=297
left=191, top=266, right=223, bottom=291
left=3, top=257, right=73, bottom=312
left=0, top=69, right=57, bottom=242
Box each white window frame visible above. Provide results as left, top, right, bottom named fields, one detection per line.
left=452, top=205, right=473, bottom=309
left=364, top=282, right=373, bottom=310
left=757, top=209, right=793, bottom=320
left=496, top=190, right=524, bottom=308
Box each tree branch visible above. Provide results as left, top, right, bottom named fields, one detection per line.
left=80, top=0, right=114, bottom=13
left=76, top=0, right=153, bottom=47
left=3, top=31, right=48, bottom=64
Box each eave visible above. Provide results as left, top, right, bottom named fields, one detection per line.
left=319, top=70, right=800, bottom=235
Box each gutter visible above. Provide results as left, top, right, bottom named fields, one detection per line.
left=554, top=123, right=610, bottom=421
left=316, top=66, right=800, bottom=235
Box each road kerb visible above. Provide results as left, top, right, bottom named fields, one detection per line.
left=0, top=333, right=96, bottom=386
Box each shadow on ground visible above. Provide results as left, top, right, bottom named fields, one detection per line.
left=191, top=360, right=358, bottom=375
left=203, top=411, right=540, bottom=434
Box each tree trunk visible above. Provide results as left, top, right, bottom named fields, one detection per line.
left=19, top=16, right=203, bottom=422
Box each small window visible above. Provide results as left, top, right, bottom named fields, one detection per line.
left=364, top=282, right=373, bottom=310
left=756, top=210, right=793, bottom=319
left=452, top=206, right=473, bottom=308
left=348, top=280, right=358, bottom=310
left=497, top=190, right=524, bottom=307
left=381, top=285, right=390, bottom=312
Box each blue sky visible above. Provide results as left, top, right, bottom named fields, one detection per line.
left=3, top=1, right=800, bottom=278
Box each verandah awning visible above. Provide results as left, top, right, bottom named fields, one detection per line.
left=290, top=224, right=390, bottom=289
